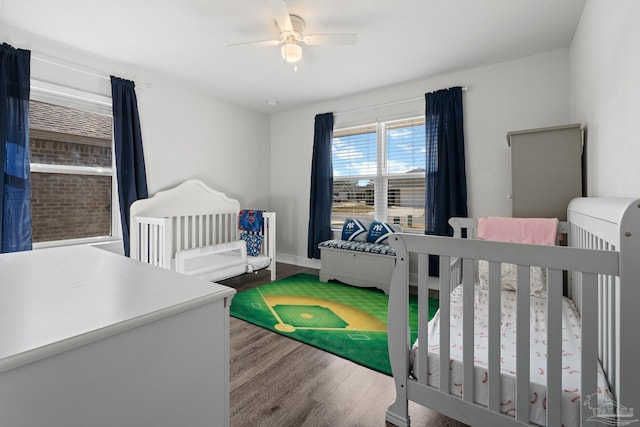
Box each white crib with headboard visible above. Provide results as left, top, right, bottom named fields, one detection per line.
left=129, top=179, right=276, bottom=282
left=386, top=197, right=640, bottom=427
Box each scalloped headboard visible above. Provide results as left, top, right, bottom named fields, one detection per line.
left=130, top=179, right=240, bottom=219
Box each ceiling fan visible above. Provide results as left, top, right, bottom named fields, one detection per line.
left=228, top=0, right=357, bottom=70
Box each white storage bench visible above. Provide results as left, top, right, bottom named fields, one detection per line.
left=318, top=218, right=400, bottom=294
left=318, top=239, right=396, bottom=294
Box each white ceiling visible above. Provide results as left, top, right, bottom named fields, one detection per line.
left=0, top=0, right=586, bottom=113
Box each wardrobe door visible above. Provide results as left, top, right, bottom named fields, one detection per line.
left=507, top=124, right=582, bottom=220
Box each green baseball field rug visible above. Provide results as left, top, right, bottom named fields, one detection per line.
left=229, top=273, right=438, bottom=376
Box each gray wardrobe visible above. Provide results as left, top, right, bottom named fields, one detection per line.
left=507, top=123, right=583, bottom=221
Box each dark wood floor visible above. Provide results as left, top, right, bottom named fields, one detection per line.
left=220, top=263, right=468, bottom=427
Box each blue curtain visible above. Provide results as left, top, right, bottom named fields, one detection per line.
left=111, top=76, right=148, bottom=257
left=0, top=43, right=32, bottom=253
left=425, top=87, right=467, bottom=274
left=307, top=112, right=334, bottom=259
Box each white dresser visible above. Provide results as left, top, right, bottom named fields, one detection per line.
left=0, top=245, right=235, bottom=427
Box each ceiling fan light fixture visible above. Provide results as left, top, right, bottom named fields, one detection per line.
left=281, top=43, right=302, bottom=63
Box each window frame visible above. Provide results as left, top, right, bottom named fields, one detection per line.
left=29, top=79, right=121, bottom=249
left=332, top=115, right=426, bottom=234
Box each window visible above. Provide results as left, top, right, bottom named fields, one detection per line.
left=29, top=82, right=117, bottom=245
left=332, top=116, right=425, bottom=232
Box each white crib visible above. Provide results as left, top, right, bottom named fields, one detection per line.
left=386, top=197, right=640, bottom=427
left=129, top=179, right=276, bottom=282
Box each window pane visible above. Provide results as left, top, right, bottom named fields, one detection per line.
left=332, top=124, right=377, bottom=177
left=30, top=173, right=112, bottom=242
left=386, top=117, right=425, bottom=174
left=331, top=117, right=426, bottom=232
left=30, top=101, right=112, bottom=168
left=386, top=176, right=425, bottom=232
left=29, top=99, right=114, bottom=243
left=331, top=179, right=375, bottom=228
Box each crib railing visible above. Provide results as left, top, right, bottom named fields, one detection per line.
left=567, top=197, right=640, bottom=415
left=131, top=211, right=276, bottom=281
left=130, top=216, right=172, bottom=269
left=569, top=222, right=617, bottom=406
left=387, top=233, right=620, bottom=427
left=170, top=212, right=239, bottom=255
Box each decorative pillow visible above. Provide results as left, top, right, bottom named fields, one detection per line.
left=240, top=233, right=263, bottom=257
left=478, top=260, right=546, bottom=296
left=341, top=218, right=368, bottom=241
left=366, top=220, right=395, bottom=244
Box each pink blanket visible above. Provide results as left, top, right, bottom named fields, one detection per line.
left=477, top=217, right=559, bottom=246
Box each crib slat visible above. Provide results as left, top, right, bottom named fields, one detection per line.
left=203, top=215, right=208, bottom=247
left=225, top=213, right=230, bottom=242
left=199, top=215, right=205, bottom=247
left=515, top=265, right=530, bottom=423
left=487, top=261, right=501, bottom=413
left=439, top=260, right=451, bottom=394
left=417, top=253, right=429, bottom=386
left=462, top=257, right=475, bottom=403
left=263, top=212, right=277, bottom=281
left=190, top=215, right=197, bottom=249
left=581, top=272, right=599, bottom=424
left=602, top=272, right=616, bottom=394
left=546, top=268, right=563, bottom=427
left=189, top=215, right=194, bottom=248
left=261, top=217, right=268, bottom=256
left=163, top=218, right=172, bottom=268
left=176, top=216, right=182, bottom=252
left=219, top=213, right=225, bottom=242
left=150, top=222, right=158, bottom=265
left=211, top=214, right=217, bottom=244
left=216, top=214, right=223, bottom=243
left=176, top=217, right=183, bottom=252
left=182, top=216, right=188, bottom=250
left=233, top=212, right=239, bottom=241
left=141, top=224, right=149, bottom=263
left=202, top=215, right=209, bottom=246
left=155, top=221, right=162, bottom=266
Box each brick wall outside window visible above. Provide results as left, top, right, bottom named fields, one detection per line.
left=29, top=100, right=114, bottom=243
left=30, top=173, right=112, bottom=242
left=31, top=137, right=112, bottom=168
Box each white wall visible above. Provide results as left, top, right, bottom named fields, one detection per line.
left=138, top=74, right=271, bottom=208
left=570, top=0, right=640, bottom=197
left=1, top=25, right=271, bottom=255
left=1, top=24, right=271, bottom=208
left=271, top=49, right=572, bottom=268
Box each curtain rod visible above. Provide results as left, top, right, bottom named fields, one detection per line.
left=335, top=86, right=467, bottom=116
left=31, top=54, right=151, bottom=89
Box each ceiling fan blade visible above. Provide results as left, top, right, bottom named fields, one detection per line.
left=227, top=39, right=281, bottom=48
left=264, top=0, right=292, bottom=31
left=303, top=33, right=357, bottom=46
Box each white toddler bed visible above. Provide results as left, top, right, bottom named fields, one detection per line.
left=129, top=179, right=276, bottom=282
left=386, top=197, right=640, bottom=427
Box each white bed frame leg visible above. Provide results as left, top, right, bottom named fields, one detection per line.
left=264, top=212, right=277, bottom=281
left=386, top=234, right=411, bottom=427
left=385, top=406, right=409, bottom=427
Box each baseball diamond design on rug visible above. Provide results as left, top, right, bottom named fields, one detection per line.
left=230, top=273, right=438, bottom=375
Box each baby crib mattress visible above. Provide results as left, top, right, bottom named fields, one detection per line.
left=410, top=285, right=612, bottom=427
